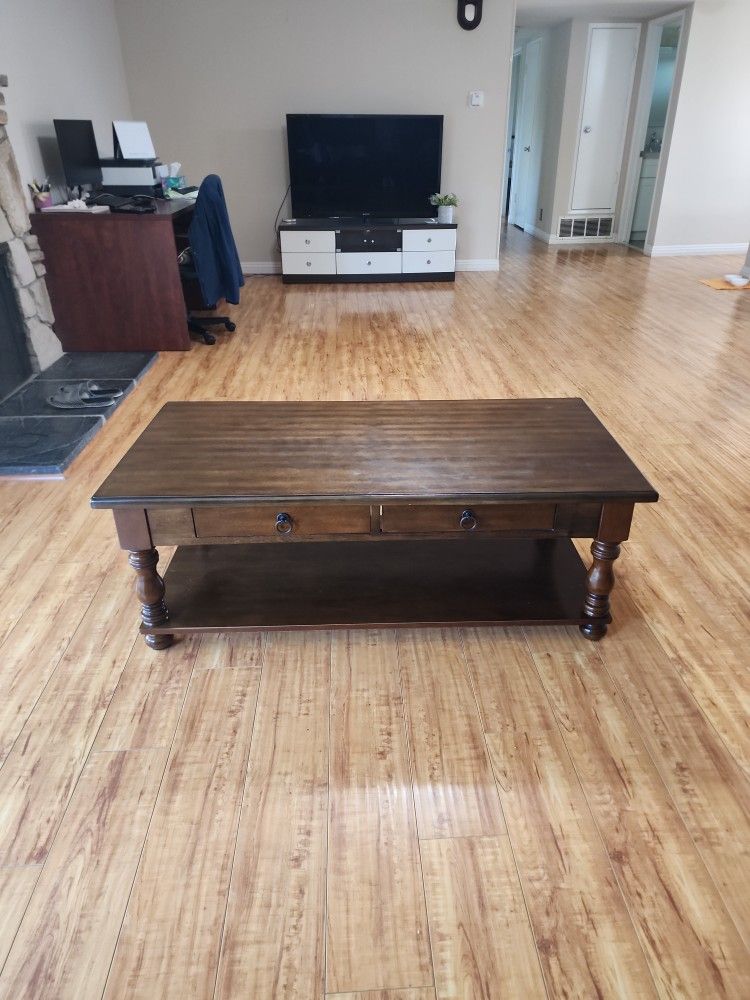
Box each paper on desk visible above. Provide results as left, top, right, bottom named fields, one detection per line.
left=113, top=120, right=156, bottom=159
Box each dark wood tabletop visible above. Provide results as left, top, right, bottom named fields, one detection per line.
left=91, top=398, right=658, bottom=507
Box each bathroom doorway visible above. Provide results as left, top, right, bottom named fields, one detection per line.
left=620, top=11, right=687, bottom=250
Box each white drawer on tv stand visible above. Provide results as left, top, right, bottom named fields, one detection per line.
left=280, top=230, right=336, bottom=253
left=281, top=252, right=336, bottom=275
left=336, top=251, right=402, bottom=276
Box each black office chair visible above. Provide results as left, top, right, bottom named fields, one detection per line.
left=177, top=248, right=236, bottom=345
left=176, top=175, right=244, bottom=345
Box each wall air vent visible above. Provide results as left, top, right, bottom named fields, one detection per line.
left=558, top=216, right=614, bottom=239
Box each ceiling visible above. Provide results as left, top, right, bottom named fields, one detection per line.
left=516, top=0, right=688, bottom=28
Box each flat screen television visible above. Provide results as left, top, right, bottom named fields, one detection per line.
left=286, top=114, right=443, bottom=219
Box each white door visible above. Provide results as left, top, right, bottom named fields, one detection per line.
left=571, top=26, right=640, bottom=212
left=509, top=37, right=541, bottom=229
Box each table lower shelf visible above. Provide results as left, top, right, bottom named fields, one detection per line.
left=143, top=537, right=596, bottom=634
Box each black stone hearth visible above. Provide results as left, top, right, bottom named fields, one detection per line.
left=0, top=351, right=156, bottom=475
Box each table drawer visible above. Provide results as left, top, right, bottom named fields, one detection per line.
left=336, top=252, right=402, bottom=275
left=193, top=503, right=371, bottom=539
left=402, top=250, right=455, bottom=274
left=402, top=228, right=457, bottom=252
left=280, top=230, right=335, bottom=253
left=281, top=252, right=336, bottom=276
left=380, top=502, right=555, bottom=534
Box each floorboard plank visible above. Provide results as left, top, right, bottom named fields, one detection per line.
left=0, top=562, right=102, bottom=763
left=0, top=750, right=166, bottom=1000
left=398, top=629, right=505, bottom=839
left=421, top=835, right=546, bottom=1000
left=327, top=988, right=436, bottom=999
left=462, top=626, right=658, bottom=999
left=103, top=660, right=263, bottom=1000
left=0, top=866, right=40, bottom=970
left=0, top=563, right=138, bottom=866
left=214, top=631, right=330, bottom=1000
left=93, top=635, right=201, bottom=752
left=595, top=597, right=750, bottom=947
left=525, top=626, right=750, bottom=998
left=326, top=630, right=432, bottom=994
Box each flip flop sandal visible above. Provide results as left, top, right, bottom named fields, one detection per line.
left=85, top=380, right=124, bottom=398
left=47, top=385, right=117, bottom=409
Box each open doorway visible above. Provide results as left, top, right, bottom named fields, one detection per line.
left=505, top=35, right=542, bottom=231
left=629, top=22, right=680, bottom=247
left=620, top=11, right=687, bottom=250
left=503, top=50, right=521, bottom=219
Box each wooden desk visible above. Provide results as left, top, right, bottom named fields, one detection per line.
left=91, top=398, right=658, bottom=648
left=32, top=201, right=193, bottom=352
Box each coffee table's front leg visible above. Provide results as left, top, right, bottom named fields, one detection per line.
left=128, top=548, right=173, bottom=649
left=113, top=508, right=173, bottom=650
left=580, top=501, right=634, bottom=641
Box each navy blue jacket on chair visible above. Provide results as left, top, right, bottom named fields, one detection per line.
left=188, top=174, right=244, bottom=308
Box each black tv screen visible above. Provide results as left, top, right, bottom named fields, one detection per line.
left=286, top=114, right=443, bottom=219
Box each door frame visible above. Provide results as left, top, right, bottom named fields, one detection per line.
left=502, top=49, right=522, bottom=220
left=569, top=21, right=641, bottom=215
left=617, top=8, right=690, bottom=247
left=508, top=35, right=542, bottom=230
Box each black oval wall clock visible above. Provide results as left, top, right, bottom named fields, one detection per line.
left=457, top=0, right=483, bottom=30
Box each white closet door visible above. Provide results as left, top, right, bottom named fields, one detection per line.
left=572, top=25, right=640, bottom=212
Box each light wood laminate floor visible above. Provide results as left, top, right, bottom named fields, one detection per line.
left=1, top=230, right=749, bottom=999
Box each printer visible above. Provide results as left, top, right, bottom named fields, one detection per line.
left=99, top=121, right=158, bottom=195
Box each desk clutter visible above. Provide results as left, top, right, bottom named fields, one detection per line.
left=52, top=118, right=193, bottom=206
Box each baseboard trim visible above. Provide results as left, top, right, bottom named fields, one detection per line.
left=241, top=261, right=281, bottom=275
left=647, top=242, right=749, bottom=257
left=526, top=225, right=556, bottom=244
left=455, top=258, right=500, bottom=271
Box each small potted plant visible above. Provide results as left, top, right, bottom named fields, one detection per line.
left=429, top=192, right=458, bottom=224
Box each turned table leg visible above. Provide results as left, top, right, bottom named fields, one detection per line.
left=580, top=540, right=620, bottom=640
left=128, top=548, right=174, bottom=649
left=579, top=501, right=634, bottom=641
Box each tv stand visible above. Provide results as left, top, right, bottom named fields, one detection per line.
left=279, top=218, right=457, bottom=283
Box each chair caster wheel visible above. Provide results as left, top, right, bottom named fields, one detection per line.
left=224, top=321, right=236, bottom=332
left=203, top=333, right=216, bottom=345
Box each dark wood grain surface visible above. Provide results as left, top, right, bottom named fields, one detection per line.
left=32, top=211, right=191, bottom=352
left=143, top=538, right=593, bottom=632
left=92, top=399, right=658, bottom=507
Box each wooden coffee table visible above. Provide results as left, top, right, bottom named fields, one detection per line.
left=91, top=399, right=658, bottom=648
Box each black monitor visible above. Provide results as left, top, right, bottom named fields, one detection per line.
left=286, top=114, right=443, bottom=219
left=53, top=119, right=102, bottom=187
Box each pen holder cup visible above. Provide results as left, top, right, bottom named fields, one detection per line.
left=33, top=192, right=53, bottom=211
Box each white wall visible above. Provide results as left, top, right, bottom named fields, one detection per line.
left=651, top=0, right=750, bottom=252
left=0, top=0, right=132, bottom=203
left=113, top=0, right=515, bottom=266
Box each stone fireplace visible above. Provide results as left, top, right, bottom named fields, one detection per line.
left=0, top=73, right=63, bottom=398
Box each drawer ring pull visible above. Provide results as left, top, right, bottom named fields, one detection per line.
left=275, top=512, right=294, bottom=534
left=459, top=509, right=478, bottom=531
left=427, top=259, right=431, bottom=265
left=305, top=238, right=311, bottom=245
